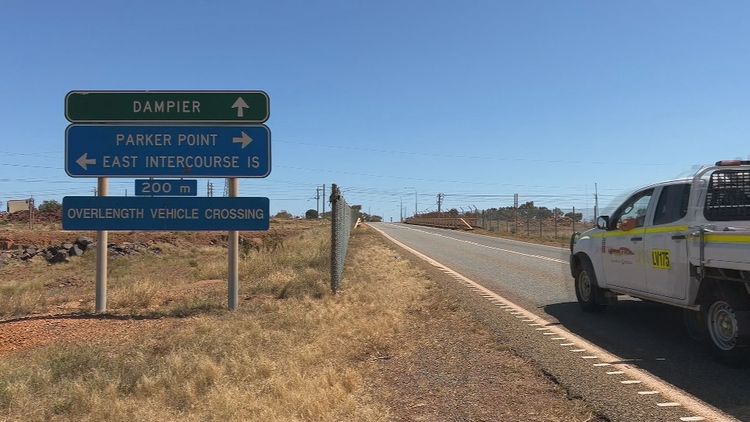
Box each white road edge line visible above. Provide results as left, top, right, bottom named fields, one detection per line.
left=397, top=223, right=569, bottom=251
left=368, top=223, right=738, bottom=422
left=396, top=225, right=568, bottom=264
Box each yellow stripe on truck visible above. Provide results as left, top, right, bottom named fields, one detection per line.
left=590, top=225, right=689, bottom=239
left=704, top=234, right=750, bottom=244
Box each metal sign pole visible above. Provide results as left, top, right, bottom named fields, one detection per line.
left=228, top=177, right=239, bottom=310
left=95, top=177, right=109, bottom=313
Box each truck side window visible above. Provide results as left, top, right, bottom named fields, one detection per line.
left=653, top=184, right=691, bottom=225
left=610, top=189, right=653, bottom=231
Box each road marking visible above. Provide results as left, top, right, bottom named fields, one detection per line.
left=542, top=332, right=555, bottom=336
left=550, top=337, right=566, bottom=340
left=607, top=371, right=625, bottom=375
left=570, top=349, right=586, bottom=352
left=679, top=417, right=706, bottom=421
left=581, top=356, right=598, bottom=359
left=638, top=391, right=660, bottom=395
left=400, top=223, right=569, bottom=251
left=621, top=380, right=642, bottom=385
left=369, top=223, right=738, bottom=422
left=560, top=343, right=575, bottom=346
left=398, top=225, right=568, bottom=264
left=593, top=363, right=611, bottom=367
left=657, top=402, right=682, bottom=407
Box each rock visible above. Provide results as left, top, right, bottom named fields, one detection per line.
left=68, top=245, right=84, bottom=257
left=0, top=239, right=13, bottom=250
left=48, top=250, right=69, bottom=264
left=25, top=247, right=36, bottom=256
left=75, top=237, right=94, bottom=250
left=62, top=243, right=74, bottom=250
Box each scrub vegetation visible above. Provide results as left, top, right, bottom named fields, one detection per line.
left=0, top=223, right=595, bottom=421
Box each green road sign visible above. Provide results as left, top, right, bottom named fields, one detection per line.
left=65, top=91, right=269, bottom=123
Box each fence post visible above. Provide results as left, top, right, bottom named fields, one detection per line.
left=554, top=211, right=558, bottom=239
left=526, top=210, right=530, bottom=236
left=330, top=184, right=340, bottom=293
left=539, top=219, right=543, bottom=238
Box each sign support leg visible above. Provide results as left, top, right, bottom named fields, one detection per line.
left=95, top=177, right=109, bottom=313
left=228, top=178, right=239, bottom=310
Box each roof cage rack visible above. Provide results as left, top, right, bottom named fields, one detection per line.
left=715, top=160, right=750, bottom=166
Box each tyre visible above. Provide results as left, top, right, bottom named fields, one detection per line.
left=575, top=258, right=607, bottom=312
left=705, top=283, right=750, bottom=364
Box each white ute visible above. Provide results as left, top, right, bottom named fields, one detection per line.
left=570, top=160, right=750, bottom=361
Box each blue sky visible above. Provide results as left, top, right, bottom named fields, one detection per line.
left=1, top=1, right=749, bottom=221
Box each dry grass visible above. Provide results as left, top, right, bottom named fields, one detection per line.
left=0, top=225, right=428, bottom=421
left=0, top=224, right=595, bottom=421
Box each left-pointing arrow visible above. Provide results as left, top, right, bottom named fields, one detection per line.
left=76, top=153, right=96, bottom=170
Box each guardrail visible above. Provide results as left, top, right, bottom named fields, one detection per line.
left=330, top=184, right=360, bottom=293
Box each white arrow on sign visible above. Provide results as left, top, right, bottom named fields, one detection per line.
left=232, top=131, right=253, bottom=149
left=232, top=97, right=249, bottom=117
left=76, top=153, right=96, bottom=170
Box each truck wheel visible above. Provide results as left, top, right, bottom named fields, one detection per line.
left=705, top=286, right=749, bottom=364
left=575, top=259, right=607, bottom=312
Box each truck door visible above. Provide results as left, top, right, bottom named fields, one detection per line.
left=601, top=189, right=654, bottom=292
left=644, top=183, right=691, bottom=300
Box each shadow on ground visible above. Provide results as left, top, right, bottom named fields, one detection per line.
left=544, top=300, right=750, bottom=420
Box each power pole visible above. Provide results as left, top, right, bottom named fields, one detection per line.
left=322, top=184, right=326, bottom=217
left=594, top=182, right=599, bottom=221
left=414, top=190, right=418, bottom=217
left=28, top=197, right=34, bottom=230
left=437, top=193, right=444, bottom=213
left=513, top=193, right=519, bottom=233
left=315, top=186, right=322, bottom=217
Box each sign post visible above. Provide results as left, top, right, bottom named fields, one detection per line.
left=95, top=177, right=108, bottom=313
left=228, top=178, right=239, bottom=311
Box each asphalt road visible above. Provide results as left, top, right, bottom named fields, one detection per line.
left=371, top=222, right=750, bottom=421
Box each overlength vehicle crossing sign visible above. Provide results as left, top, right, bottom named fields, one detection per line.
left=65, top=91, right=269, bottom=123
left=63, top=196, right=270, bottom=231
left=65, top=124, right=271, bottom=178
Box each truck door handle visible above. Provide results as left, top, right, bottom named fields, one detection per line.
left=671, top=234, right=686, bottom=240
left=630, top=237, right=643, bottom=242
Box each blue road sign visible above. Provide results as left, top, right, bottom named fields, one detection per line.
left=135, top=179, right=198, bottom=196
left=63, top=196, right=269, bottom=231
left=65, top=124, right=271, bottom=178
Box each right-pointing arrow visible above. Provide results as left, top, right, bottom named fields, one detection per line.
left=76, top=153, right=96, bottom=170
left=232, top=131, right=253, bottom=149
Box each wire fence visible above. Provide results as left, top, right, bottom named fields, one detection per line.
left=407, top=202, right=594, bottom=245
left=330, top=183, right=360, bottom=293
left=475, top=213, right=586, bottom=244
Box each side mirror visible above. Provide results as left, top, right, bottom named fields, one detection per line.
left=596, top=216, right=609, bottom=230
